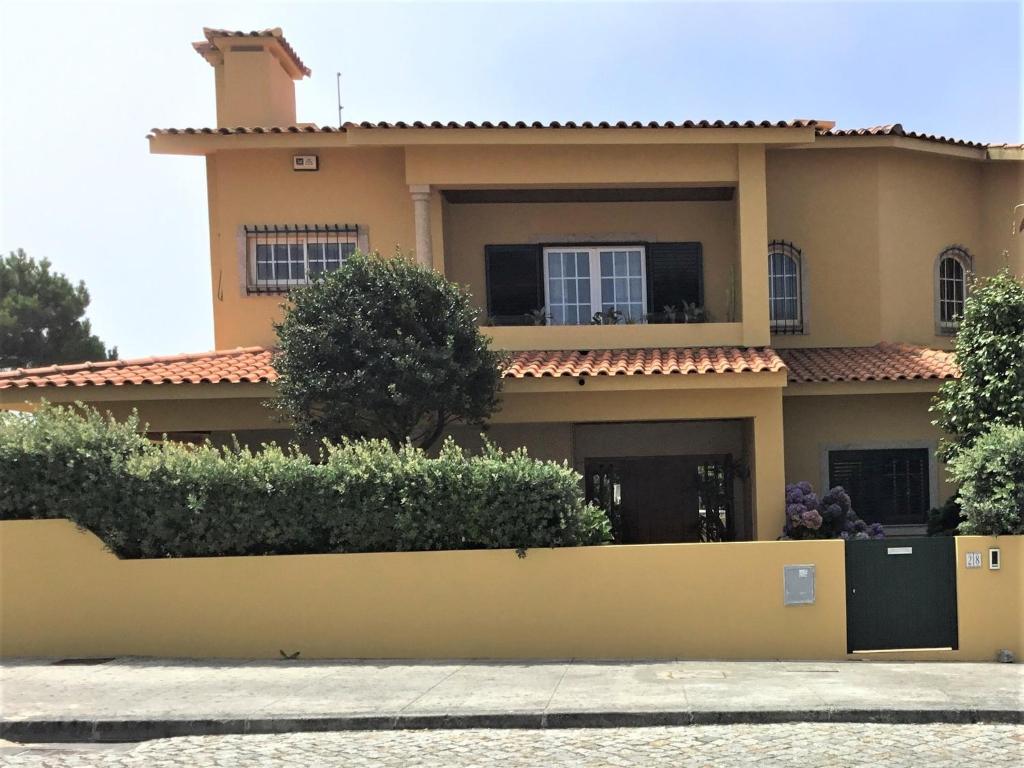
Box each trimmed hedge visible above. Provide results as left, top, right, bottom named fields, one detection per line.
left=0, top=404, right=611, bottom=557
left=949, top=423, right=1024, bottom=535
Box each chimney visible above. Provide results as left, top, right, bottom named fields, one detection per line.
left=193, top=28, right=310, bottom=128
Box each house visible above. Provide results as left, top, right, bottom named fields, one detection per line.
left=1, top=27, right=1021, bottom=543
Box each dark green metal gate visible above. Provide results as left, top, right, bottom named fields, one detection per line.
left=845, top=537, right=958, bottom=652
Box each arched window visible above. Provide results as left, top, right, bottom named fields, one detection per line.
left=935, top=247, right=971, bottom=333
left=768, top=241, right=803, bottom=334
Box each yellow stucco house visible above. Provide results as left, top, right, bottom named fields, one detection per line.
left=2, top=27, right=1021, bottom=544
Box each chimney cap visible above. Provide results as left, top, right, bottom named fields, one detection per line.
left=193, top=27, right=310, bottom=78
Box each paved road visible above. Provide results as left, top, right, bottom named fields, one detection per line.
left=2, top=724, right=1022, bottom=767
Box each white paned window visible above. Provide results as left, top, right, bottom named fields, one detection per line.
left=543, top=245, right=646, bottom=325
left=600, top=249, right=645, bottom=322
left=545, top=249, right=592, bottom=326
left=245, top=225, right=359, bottom=293
left=936, top=247, right=970, bottom=332
left=768, top=241, right=803, bottom=333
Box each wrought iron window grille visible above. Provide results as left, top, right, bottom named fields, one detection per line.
left=768, top=240, right=804, bottom=335
left=244, top=224, right=360, bottom=294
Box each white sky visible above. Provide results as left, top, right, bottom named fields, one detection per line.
left=1, top=0, right=1021, bottom=358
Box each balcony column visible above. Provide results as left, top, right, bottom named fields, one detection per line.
left=409, top=184, right=433, bottom=268
left=736, top=144, right=770, bottom=347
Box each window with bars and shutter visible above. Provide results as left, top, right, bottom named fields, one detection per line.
left=828, top=448, right=930, bottom=526
left=483, top=242, right=703, bottom=326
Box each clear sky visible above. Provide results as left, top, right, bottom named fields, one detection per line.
left=1, top=0, right=1021, bottom=359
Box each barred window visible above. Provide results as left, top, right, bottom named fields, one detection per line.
left=245, top=225, right=359, bottom=293
left=936, top=247, right=971, bottom=333
left=768, top=241, right=803, bottom=334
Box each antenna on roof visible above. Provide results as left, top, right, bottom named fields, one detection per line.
left=336, top=72, right=344, bottom=128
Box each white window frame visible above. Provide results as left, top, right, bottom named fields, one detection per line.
left=935, top=246, right=972, bottom=335
left=247, top=234, right=357, bottom=289
left=542, top=245, right=647, bottom=325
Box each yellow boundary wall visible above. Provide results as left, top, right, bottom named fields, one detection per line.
left=0, top=521, right=1019, bottom=661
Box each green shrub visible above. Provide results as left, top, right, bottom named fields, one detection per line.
left=926, top=497, right=963, bottom=537
left=0, top=404, right=610, bottom=557
left=949, top=424, right=1024, bottom=535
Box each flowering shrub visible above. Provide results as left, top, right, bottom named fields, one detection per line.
left=782, top=481, right=884, bottom=540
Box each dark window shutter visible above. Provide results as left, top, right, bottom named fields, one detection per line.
left=484, top=244, right=544, bottom=325
left=645, top=243, right=704, bottom=316
left=828, top=449, right=929, bottom=526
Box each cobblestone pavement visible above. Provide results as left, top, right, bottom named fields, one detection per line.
left=2, top=724, right=1022, bottom=767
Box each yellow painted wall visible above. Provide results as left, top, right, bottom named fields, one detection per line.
left=2, top=521, right=1018, bottom=661
left=200, top=137, right=1019, bottom=353
left=877, top=151, right=982, bottom=347
left=766, top=149, right=883, bottom=347
left=980, top=161, right=1024, bottom=277
left=215, top=46, right=297, bottom=128
left=206, top=148, right=415, bottom=349
left=767, top=147, right=1023, bottom=350
left=405, top=144, right=739, bottom=187
left=0, top=520, right=845, bottom=660
left=444, top=200, right=738, bottom=323
left=783, top=392, right=954, bottom=508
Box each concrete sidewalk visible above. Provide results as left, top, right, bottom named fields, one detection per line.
left=1, top=658, right=1021, bottom=742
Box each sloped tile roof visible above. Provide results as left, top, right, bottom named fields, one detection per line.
left=198, top=27, right=310, bottom=76
left=148, top=120, right=824, bottom=138
left=0, top=346, right=783, bottom=389
left=780, top=343, right=959, bottom=383
left=0, top=348, right=276, bottom=389
left=0, top=344, right=960, bottom=390
left=148, top=120, right=1018, bottom=150
left=503, top=347, right=785, bottom=378
left=822, top=123, right=988, bottom=148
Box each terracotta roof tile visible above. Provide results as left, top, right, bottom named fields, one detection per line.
left=822, top=123, right=989, bottom=148
left=148, top=120, right=1019, bottom=149
left=0, top=348, right=276, bottom=389
left=197, top=27, right=310, bottom=77
left=148, top=119, right=823, bottom=137
left=780, top=343, right=959, bottom=383
left=0, top=344, right=960, bottom=391
left=502, top=347, right=786, bottom=378
left=0, top=346, right=784, bottom=390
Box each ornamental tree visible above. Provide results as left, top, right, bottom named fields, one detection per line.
left=932, top=268, right=1024, bottom=461
left=272, top=251, right=502, bottom=449
left=0, top=249, right=116, bottom=368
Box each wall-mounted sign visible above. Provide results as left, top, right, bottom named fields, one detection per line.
left=965, top=551, right=982, bottom=568
left=293, top=155, right=319, bottom=171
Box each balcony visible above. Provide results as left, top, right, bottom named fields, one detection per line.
left=437, top=186, right=761, bottom=350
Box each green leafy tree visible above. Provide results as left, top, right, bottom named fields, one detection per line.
left=948, top=424, right=1024, bottom=535
left=932, top=268, right=1024, bottom=461
left=273, top=251, right=502, bottom=449
left=0, top=249, right=116, bottom=368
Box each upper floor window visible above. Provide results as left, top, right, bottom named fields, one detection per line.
left=768, top=240, right=803, bottom=334
left=245, top=224, right=359, bottom=294
left=936, top=246, right=971, bottom=333
left=483, top=242, right=702, bottom=326
left=544, top=246, right=646, bottom=325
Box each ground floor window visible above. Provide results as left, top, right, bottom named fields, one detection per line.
left=828, top=448, right=930, bottom=526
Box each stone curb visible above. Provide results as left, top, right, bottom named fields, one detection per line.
left=3, top=709, right=1022, bottom=743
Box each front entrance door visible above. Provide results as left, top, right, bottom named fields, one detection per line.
left=845, top=537, right=958, bottom=652
left=585, top=455, right=734, bottom=543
